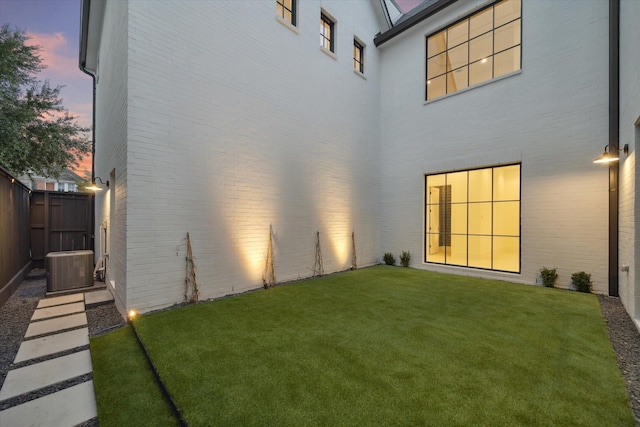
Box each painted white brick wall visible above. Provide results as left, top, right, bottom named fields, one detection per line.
left=619, top=0, right=640, bottom=322
left=90, top=0, right=637, bottom=317
left=120, top=0, right=382, bottom=312
left=378, top=0, right=610, bottom=292
left=94, top=0, right=128, bottom=316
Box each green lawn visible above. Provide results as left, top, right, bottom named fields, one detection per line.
left=91, top=266, right=634, bottom=426
left=90, top=325, right=178, bottom=427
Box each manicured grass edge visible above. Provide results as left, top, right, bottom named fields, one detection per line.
left=129, top=319, right=187, bottom=426
left=90, top=325, right=179, bottom=427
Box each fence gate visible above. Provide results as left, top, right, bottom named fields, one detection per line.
left=30, top=191, right=94, bottom=268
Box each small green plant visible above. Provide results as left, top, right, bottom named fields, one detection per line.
left=540, top=266, right=558, bottom=288
left=571, top=271, right=592, bottom=293
left=383, top=252, right=396, bottom=266
left=400, top=251, right=411, bottom=268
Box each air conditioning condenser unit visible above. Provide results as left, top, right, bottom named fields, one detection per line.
left=46, top=250, right=94, bottom=292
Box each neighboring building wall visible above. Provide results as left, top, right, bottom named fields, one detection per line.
left=120, top=0, right=382, bottom=312
left=378, top=0, right=610, bottom=291
left=619, top=0, right=640, bottom=324
left=19, top=173, right=80, bottom=192
left=93, top=0, right=128, bottom=315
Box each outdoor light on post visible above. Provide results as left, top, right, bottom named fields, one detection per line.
left=593, top=144, right=628, bottom=164
left=86, top=176, right=109, bottom=191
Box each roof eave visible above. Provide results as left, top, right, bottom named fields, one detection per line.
left=374, top=0, right=459, bottom=47
left=78, top=0, right=106, bottom=75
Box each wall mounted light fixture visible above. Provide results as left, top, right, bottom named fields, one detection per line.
left=593, top=144, right=629, bottom=164
left=86, top=176, right=109, bottom=191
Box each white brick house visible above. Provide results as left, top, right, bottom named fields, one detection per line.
left=80, top=0, right=640, bottom=325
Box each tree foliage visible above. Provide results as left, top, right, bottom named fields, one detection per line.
left=0, top=24, right=90, bottom=177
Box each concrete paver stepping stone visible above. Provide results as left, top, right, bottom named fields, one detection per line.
left=14, top=328, right=89, bottom=363
left=84, top=289, right=114, bottom=307
left=24, top=312, right=87, bottom=338
left=36, top=293, right=84, bottom=309
left=31, top=302, right=85, bottom=321
left=0, top=380, right=97, bottom=426
left=0, top=350, right=93, bottom=401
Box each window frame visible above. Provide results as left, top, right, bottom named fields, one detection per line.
left=353, top=38, right=364, bottom=74
left=276, top=0, right=296, bottom=27
left=320, top=12, right=336, bottom=53
left=424, top=163, right=521, bottom=273
left=425, top=0, right=522, bottom=101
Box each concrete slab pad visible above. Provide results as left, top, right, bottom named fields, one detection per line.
left=31, top=302, right=85, bottom=321
left=24, top=313, right=87, bottom=338
left=0, top=350, right=93, bottom=401
left=84, top=289, right=114, bottom=308
left=36, top=293, right=84, bottom=309
left=14, top=328, right=89, bottom=363
left=0, top=381, right=96, bottom=426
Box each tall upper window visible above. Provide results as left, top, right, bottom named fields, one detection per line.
left=354, top=39, right=364, bottom=73
left=426, top=0, right=521, bottom=101
left=321, top=13, right=335, bottom=52
left=425, top=164, right=520, bottom=273
left=276, top=0, right=296, bottom=26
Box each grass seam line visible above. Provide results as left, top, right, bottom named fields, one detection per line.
left=130, top=320, right=188, bottom=427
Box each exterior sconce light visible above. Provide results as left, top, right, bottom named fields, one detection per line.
left=86, top=177, right=109, bottom=191
left=593, top=144, right=629, bottom=164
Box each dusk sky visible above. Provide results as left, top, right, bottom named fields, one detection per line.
left=0, top=0, right=93, bottom=177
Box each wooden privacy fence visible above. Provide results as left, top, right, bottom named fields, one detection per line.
left=0, top=166, right=95, bottom=308
left=0, top=166, right=31, bottom=308
left=30, top=190, right=93, bottom=269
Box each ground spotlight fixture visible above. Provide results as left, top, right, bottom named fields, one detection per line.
left=593, top=144, right=624, bottom=164
left=86, top=176, right=109, bottom=191
left=128, top=310, right=138, bottom=321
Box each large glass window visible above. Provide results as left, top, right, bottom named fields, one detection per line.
left=426, top=0, right=521, bottom=101
left=425, top=164, right=520, bottom=272
left=276, top=0, right=296, bottom=26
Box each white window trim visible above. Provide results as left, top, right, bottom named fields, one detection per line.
left=353, top=35, right=366, bottom=77
left=424, top=69, right=521, bottom=105
left=320, top=8, right=337, bottom=55
left=276, top=15, right=299, bottom=34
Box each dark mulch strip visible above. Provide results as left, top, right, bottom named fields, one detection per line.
left=87, top=302, right=126, bottom=338
left=0, top=270, right=46, bottom=388
left=599, top=295, right=640, bottom=425
left=1, top=274, right=640, bottom=425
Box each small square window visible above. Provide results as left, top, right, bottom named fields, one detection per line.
left=354, top=39, right=364, bottom=73
left=277, top=0, right=296, bottom=26
left=321, top=13, right=335, bottom=52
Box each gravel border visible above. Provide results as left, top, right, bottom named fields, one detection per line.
left=0, top=269, right=125, bottom=426
left=1, top=274, right=639, bottom=425
left=599, top=295, right=640, bottom=425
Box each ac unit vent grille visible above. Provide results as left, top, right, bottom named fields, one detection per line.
left=46, top=250, right=94, bottom=292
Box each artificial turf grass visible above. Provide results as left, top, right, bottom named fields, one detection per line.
left=89, top=325, right=179, bottom=427
left=128, top=266, right=633, bottom=425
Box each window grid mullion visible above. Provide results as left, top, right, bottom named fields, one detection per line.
left=491, top=4, right=496, bottom=79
